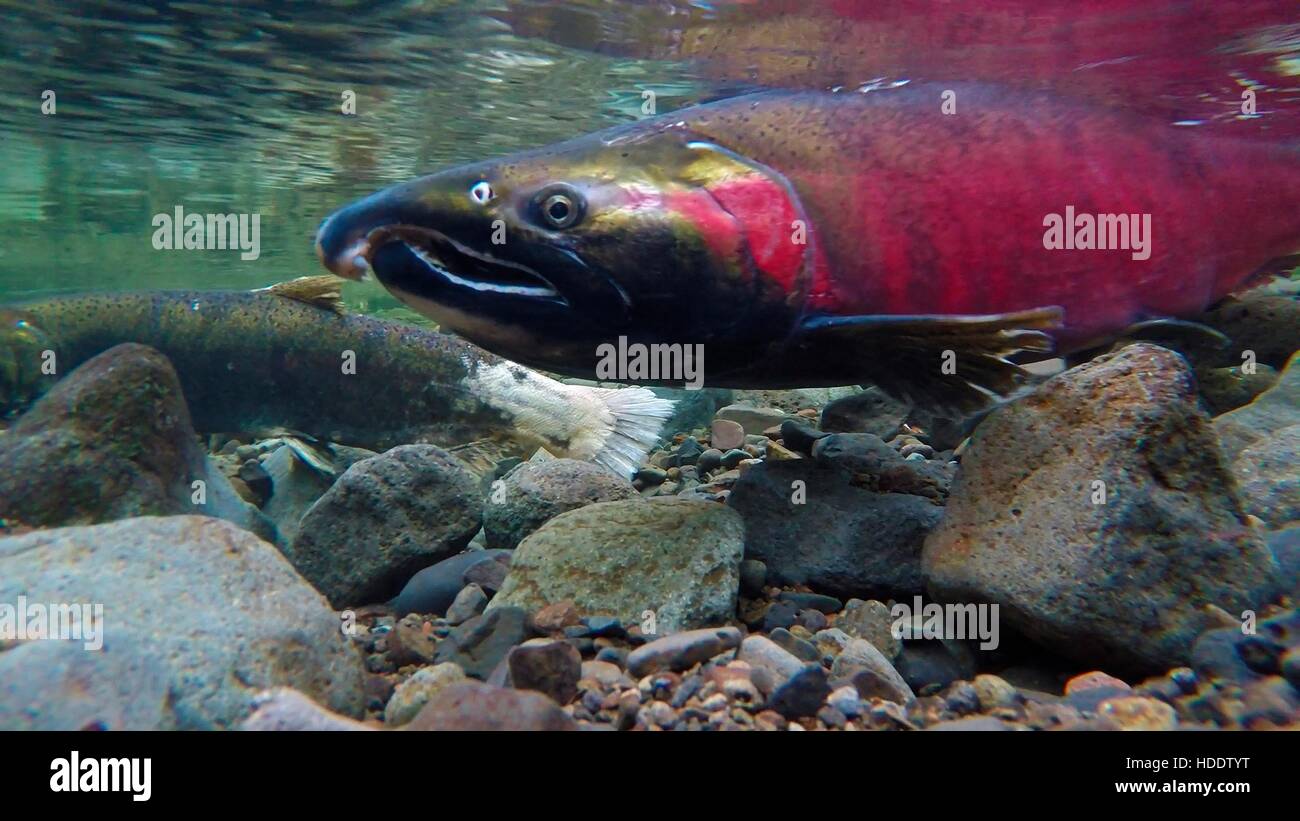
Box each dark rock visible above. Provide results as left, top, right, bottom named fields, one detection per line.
left=287, top=445, right=481, bottom=606
left=796, top=609, right=829, bottom=632
left=1197, top=365, right=1278, bottom=415
left=924, top=344, right=1278, bottom=673
left=697, top=448, right=724, bottom=474
left=507, top=639, right=583, bottom=705
left=462, top=555, right=509, bottom=593
left=582, top=616, right=626, bottom=638
left=0, top=344, right=272, bottom=540
left=433, top=605, right=530, bottom=680
left=388, top=549, right=512, bottom=616
left=893, top=642, right=973, bottom=693
left=1197, top=291, right=1300, bottom=369
left=738, top=559, right=767, bottom=597
left=1192, top=609, right=1300, bottom=685
left=769, top=665, right=832, bottom=719
left=779, top=419, right=829, bottom=454
left=820, top=386, right=911, bottom=439
left=405, top=681, right=575, bottom=731
left=484, top=458, right=638, bottom=550
left=727, top=458, right=940, bottom=598
left=1268, top=526, right=1300, bottom=598
left=759, top=601, right=797, bottom=634
left=778, top=591, right=843, bottom=614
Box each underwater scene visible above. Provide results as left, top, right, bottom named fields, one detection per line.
left=1, top=0, right=1299, bottom=746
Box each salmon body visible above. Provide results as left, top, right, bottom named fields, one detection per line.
left=317, top=83, right=1300, bottom=409
left=0, top=286, right=673, bottom=476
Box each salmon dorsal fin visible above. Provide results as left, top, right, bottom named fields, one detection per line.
left=794, top=307, right=1063, bottom=415
left=256, top=275, right=346, bottom=314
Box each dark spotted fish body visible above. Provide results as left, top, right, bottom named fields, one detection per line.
left=0, top=287, right=672, bottom=475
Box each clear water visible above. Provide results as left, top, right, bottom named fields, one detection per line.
left=1, top=0, right=1296, bottom=310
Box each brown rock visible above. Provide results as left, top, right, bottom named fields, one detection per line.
left=404, top=681, right=575, bottom=731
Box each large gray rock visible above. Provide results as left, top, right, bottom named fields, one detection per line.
left=0, top=343, right=272, bottom=539
left=286, top=445, right=481, bottom=606
left=924, top=344, right=1278, bottom=673
left=489, top=498, right=744, bottom=633
left=0, top=516, right=365, bottom=730
left=726, top=457, right=942, bottom=597
left=483, top=458, right=637, bottom=550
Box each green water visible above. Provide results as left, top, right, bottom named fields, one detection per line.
left=0, top=0, right=703, bottom=311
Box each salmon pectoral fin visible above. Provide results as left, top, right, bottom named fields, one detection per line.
left=793, top=307, right=1063, bottom=415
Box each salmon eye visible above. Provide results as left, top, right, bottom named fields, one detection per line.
left=469, top=181, right=494, bottom=205
left=534, top=184, right=584, bottom=229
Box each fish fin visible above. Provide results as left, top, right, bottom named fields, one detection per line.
left=257, top=275, right=347, bottom=314
left=588, top=386, right=676, bottom=477
left=1117, top=318, right=1229, bottom=358
left=794, top=307, right=1062, bottom=414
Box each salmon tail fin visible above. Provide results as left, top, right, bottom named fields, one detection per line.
left=587, top=386, right=676, bottom=476
left=794, top=307, right=1063, bottom=415
left=256, top=275, right=347, bottom=314
left=463, top=361, right=675, bottom=477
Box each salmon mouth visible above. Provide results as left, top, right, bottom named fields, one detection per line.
left=365, top=226, right=563, bottom=302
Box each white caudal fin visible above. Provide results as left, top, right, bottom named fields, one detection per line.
left=587, top=386, right=676, bottom=477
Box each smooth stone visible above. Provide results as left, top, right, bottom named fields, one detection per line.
left=831, top=638, right=914, bottom=704
left=736, top=635, right=806, bottom=683
left=626, top=627, right=742, bottom=677
left=714, top=403, right=793, bottom=434
left=711, top=419, right=746, bottom=451
left=242, top=688, right=374, bottom=731
left=445, top=583, right=488, bottom=626
left=383, top=663, right=466, bottom=726
left=768, top=628, right=821, bottom=664
left=405, top=681, right=575, bottom=731
left=388, top=549, right=512, bottom=617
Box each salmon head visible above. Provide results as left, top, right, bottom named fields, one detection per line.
left=316, top=116, right=813, bottom=378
